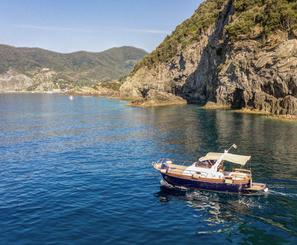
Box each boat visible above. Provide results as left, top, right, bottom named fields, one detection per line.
left=153, top=144, right=268, bottom=194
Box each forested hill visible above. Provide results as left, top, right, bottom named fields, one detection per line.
left=0, top=45, right=147, bottom=92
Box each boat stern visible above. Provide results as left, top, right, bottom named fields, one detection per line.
left=244, top=182, right=268, bottom=194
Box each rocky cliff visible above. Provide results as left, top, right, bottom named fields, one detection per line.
left=120, top=0, right=297, bottom=115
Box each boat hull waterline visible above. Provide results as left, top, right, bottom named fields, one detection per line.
left=161, top=173, right=267, bottom=194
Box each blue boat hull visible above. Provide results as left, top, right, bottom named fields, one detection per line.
left=161, top=173, right=250, bottom=193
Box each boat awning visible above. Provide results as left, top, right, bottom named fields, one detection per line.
left=199, top=152, right=251, bottom=166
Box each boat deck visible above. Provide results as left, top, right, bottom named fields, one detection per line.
left=154, top=162, right=250, bottom=180
left=246, top=183, right=267, bottom=191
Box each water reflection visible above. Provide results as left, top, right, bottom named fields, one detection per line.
left=1, top=94, right=297, bottom=244
left=143, top=106, right=297, bottom=180
left=155, top=186, right=297, bottom=243
left=156, top=187, right=254, bottom=223
left=147, top=105, right=297, bottom=242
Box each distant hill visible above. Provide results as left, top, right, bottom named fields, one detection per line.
left=0, top=45, right=147, bottom=92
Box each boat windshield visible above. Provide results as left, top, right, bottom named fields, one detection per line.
left=195, top=160, right=216, bottom=168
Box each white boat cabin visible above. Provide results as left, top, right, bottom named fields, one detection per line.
left=181, top=151, right=251, bottom=179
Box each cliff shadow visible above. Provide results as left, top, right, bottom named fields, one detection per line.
left=175, top=0, right=234, bottom=106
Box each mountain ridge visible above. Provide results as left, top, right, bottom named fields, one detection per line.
left=0, top=44, right=147, bottom=56
left=0, top=44, right=147, bottom=92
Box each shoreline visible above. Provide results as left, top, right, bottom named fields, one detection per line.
left=128, top=99, right=187, bottom=107
left=201, top=103, right=297, bottom=122
left=0, top=91, right=64, bottom=94
left=233, top=108, right=297, bottom=122
left=202, top=102, right=230, bottom=110
left=1, top=91, right=296, bottom=121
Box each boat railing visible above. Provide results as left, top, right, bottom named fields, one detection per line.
left=233, top=168, right=251, bottom=174
left=152, top=158, right=189, bottom=175
left=166, top=168, right=185, bottom=175
left=153, top=158, right=192, bottom=166
left=153, top=158, right=172, bottom=165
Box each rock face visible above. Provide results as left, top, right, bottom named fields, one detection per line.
left=0, top=68, right=60, bottom=92
left=66, top=81, right=121, bottom=97
left=129, top=90, right=186, bottom=107
left=215, top=38, right=297, bottom=115
left=0, top=70, right=34, bottom=92
left=120, top=0, right=297, bottom=115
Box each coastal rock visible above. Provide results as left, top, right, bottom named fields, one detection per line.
left=120, top=0, right=297, bottom=115
left=0, top=68, right=60, bottom=92
left=66, top=85, right=120, bottom=97
left=215, top=39, right=297, bottom=115
left=120, top=32, right=211, bottom=101
left=0, top=69, right=34, bottom=92
left=129, top=89, right=186, bottom=107
left=31, top=69, right=59, bottom=91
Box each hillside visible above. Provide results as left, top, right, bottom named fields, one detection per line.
left=120, top=0, right=297, bottom=116
left=0, top=45, right=147, bottom=92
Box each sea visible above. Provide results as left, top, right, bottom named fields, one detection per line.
left=0, top=94, right=297, bottom=244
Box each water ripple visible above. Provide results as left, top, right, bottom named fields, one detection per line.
left=0, top=94, right=297, bottom=244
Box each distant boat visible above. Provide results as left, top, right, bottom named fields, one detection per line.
left=69, top=95, right=74, bottom=100
left=153, top=144, right=268, bottom=194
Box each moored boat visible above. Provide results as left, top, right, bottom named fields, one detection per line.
left=153, top=144, right=268, bottom=194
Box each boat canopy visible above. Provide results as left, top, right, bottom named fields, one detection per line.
left=199, top=152, right=251, bottom=166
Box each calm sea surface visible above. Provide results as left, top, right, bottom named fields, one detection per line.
left=0, top=94, right=297, bottom=245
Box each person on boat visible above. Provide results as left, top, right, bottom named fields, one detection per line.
left=195, top=160, right=215, bottom=168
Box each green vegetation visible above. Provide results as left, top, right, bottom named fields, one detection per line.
left=72, top=79, right=97, bottom=88
left=133, top=0, right=226, bottom=72
left=133, top=0, right=297, bottom=73
left=225, top=0, right=297, bottom=39
left=96, top=81, right=122, bottom=91
left=0, top=45, right=147, bottom=82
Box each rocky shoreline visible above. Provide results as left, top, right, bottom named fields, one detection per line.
left=128, top=90, right=187, bottom=107
left=65, top=86, right=120, bottom=98
left=202, top=105, right=297, bottom=122
left=232, top=108, right=297, bottom=122
left=2, top=89, right=296, bottom=121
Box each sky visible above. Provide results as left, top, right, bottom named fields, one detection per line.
left=0, top=0, right=201, bottom=53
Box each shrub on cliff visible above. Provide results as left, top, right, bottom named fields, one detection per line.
left=225, top=0, right=297, bottom=39
left=133, top=0, right=297, bottom=74
left=133, top=0, right=226, bottom=72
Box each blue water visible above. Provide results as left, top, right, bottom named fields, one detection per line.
left=0, top=94, right=297, bottom=245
